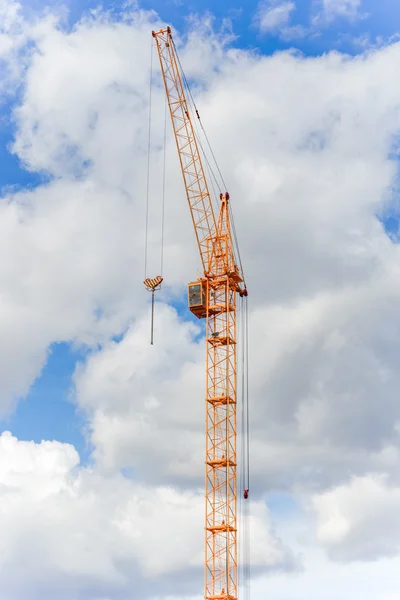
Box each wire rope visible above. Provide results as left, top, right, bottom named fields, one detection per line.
left=172, top=36, right=247, bottom=292
left=229, top=202, right=246, bottom=286
left=244, top=296, right=250, bottom=600
left=183, top=80, right=222, bottom=198
left=144, top=38, right=154, bottom=279
left=160, top=91, right=167, bottom=276
left=172, top=38, right=223, bottom=197
left=239, top=295, right=246, bottom=596
left=245, top=298, right=250, bottom=491
left=172, top=37, right=227, bottom=192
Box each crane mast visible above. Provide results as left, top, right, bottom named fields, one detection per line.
left=152, top=27, right=247, bottom=600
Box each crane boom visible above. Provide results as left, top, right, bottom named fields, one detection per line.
left=152, top=26, right=247, bottom=600
left=152, top=27, right=217, bottom=275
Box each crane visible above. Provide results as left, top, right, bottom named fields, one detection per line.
left=148, top=26, right=248, bottom=600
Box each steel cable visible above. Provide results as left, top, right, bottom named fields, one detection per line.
left=144, top=38, right=154, bottom=279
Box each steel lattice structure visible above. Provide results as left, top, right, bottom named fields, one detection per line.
left=152, top=26, right=247, bottom=600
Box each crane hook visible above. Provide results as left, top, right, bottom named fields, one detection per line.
left=144, top=276, right=163, bottom=345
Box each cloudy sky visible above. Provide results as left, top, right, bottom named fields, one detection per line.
left=2, top=0, right=400, bottom=598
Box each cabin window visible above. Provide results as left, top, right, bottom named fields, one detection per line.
left=189, top=283, right=203, bottom=307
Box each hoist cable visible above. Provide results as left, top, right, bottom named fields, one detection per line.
left=144, top=38, right=154, bottom=279
left=225, top=283, right=230, bottom=597
left=229, top=202, right=246, bottom=285
left=172, top=37, right=225, bottom=195
left=150, top=290, right=155, bottom=345
left=173, top=37, right=227, bottom=192
left=189, top=92, right=222, bottom=199
left=188, top=93, right=225, bottom=196
left=239, top=294, right=251, bottom=599
left=245, top=297, right=251, bottom=600
left=172, top=34, right=247, bottom=289
left=202, top=140, right=223, bottom=197
left=238, top=295, right=250, bottom=598
left=179, top=54, right=244, bottom=280
left=178, top=65, right=222, bottom=203
left=241, top=296, right=246, bottom=490
left=202, top=139, right=220, bottom=209
left=245, top=297, right=250, bottom=491
left=183, top=81, right=222, bottom=198
left=160, top=92, right=167, bottom=276
left=240, top=295, right=246, bottom=594
left=199, top=122, right=228, bottom=193
left=171, top=35, right=247, bottom=289
left=244, top=495, right=250, bottom=600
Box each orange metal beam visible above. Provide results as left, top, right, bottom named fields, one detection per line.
left=152, top=27, right=217, bottom=276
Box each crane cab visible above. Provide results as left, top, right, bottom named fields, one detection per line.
left=188, top=282, right=207, bottom=319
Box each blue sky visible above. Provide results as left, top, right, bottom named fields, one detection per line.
left=2, top=342, right=92, bottom=458
left=1, top=0, right=400, bottom=462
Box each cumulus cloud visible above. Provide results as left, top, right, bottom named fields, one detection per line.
left=252, top=545, right=400, bottom=600
left=0, top=177, right=146, bottom=413
left=318, top=0, right=363, bottom=21
left=67, top=30, right=400, bottom=500
left=255, top=0, right=296, bottom=34
left=0, top=432, right=291, bottom=599
left=0, top=0, right=62, bottom=95
left=312, top=474, right=400, bottom=561
left=74, top=303, right=205, bottom=481
left=0, top=8, right=197, bottom=412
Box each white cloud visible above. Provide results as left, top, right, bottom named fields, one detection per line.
left=0, top=8, right=196, bottom=413
left=319, top=0, right=362, bottom=20
left=0, top=432, right=291, bottom=599
left=280, top=24, right=309, bottom=41
left=0, top=0, right=63, bottom=96
left=312, top=474, right=400, bottom=561
left=0, top=0, right=29, bottom=93
left=74, top=303, right=205, bottom=481
left=255, top=0, right=296, bottom=34
left=65, top=31, right=400, bottom=497
left=0, top=177, right=145, bottom=413
left=253, top=547, right=400, bottom=600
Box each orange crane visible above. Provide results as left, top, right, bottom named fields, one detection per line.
left=149, top=26, right=248, bottom=600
